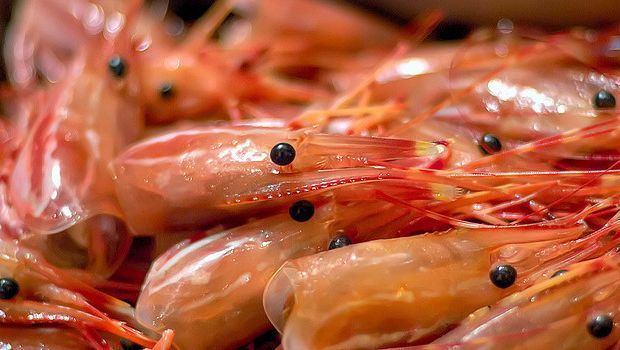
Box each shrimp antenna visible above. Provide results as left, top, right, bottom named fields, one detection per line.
left=183, top=0, right=237, bottom=50
left=288, top=10, right=444, bottom=130
left=458, top=114, right=620, bottom=171
left=511, top=160, right=620, bottom=225
left=329, top=9, right=444, bottom=110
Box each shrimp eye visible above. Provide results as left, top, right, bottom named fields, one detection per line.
left=593, top=90, right=616, bottom=109
left=550, top=269, right=568, bottom=278
left=120, top=339, right=143, bottom=350
left=270, top=143, right=296, bottom=166
left=489, top=264, right=516, bottom=288
left=0, top=278, right=19, bottom=299
left=587, top=314, right=614, bottom=338
left=479, top=134, right=502, bottom=155
left=159, top=82, right=175, bottom=99
left=108, top=55, right=127, bottom=78
left=328, top=235, right=352, bottom=250
left=289, top=200, right=314, bottom=222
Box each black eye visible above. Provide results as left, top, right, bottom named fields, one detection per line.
left=479, top=134, right=502, bottom=155
left=593, top=90, right=616, bottom=109
left=328, top=235, right=352, bottom=250
left=108, top=55, right=127, bottom=78
left=270, top=143, right=296, bottom=166
left=550, top=269, right=568, bottom=278
left=159, top=82, right=175, bottom=99
left=587, top=314, right=614, bottom=338
left=120, top=339, right=143, bottom=350
left=289, top=200, right=314, bottom=222
left=489, top=264, right=517, bottom=289
left=0, top=278, right=19, bottom=299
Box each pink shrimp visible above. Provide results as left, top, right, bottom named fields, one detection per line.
left=417, top=31, right=620, bottom=160
left=111, top=125, right=457, bottom=234
left=262, top=196, right=620, bottom=349
left=292, top=26, right=620, bottom=159
left=333, top=29, right=620, bottom=177
left=438, top=29, right=620, bottom=140
left=0, top=235, right=163, bottom=348
left=7, top=3, right=143, bottom=230
left=4, top=0, right=139, bottom=87
left=401, top=249, right=620, bottom=350
left=7, top=11, right=144, bottom=276
left=131, top=0, right=416, bottom=124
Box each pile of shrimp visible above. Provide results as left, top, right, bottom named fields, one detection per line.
left=1, top=0, right=620, bottom=349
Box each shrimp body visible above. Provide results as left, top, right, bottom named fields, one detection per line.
left=334, top=30, right=620, bottom=157
left=136, top=196, right=424, bottom=350
left=9, top=48, right=142, bottom=235
left=112, top=126, right=449, bottom=234
left=263, top=222, right=592, bottom=350
left=361, top=36, right=620, bottom=173
left=7, top=30, right=143, bottom=276
left=449, top=63, right=620, bottom=138
left=420, top=252, right=620, bottom=349
left=133, top=0, right=408, bottom=123
left=136, top=202, right=338, bottom=350
left=135, top=43, right=267, bottom=123
left=0, top=121, right=24, bottom=240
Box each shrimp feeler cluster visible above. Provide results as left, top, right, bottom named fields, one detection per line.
left=1, top=0, right=620, bottom=349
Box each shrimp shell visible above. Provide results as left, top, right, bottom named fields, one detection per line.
left=409, top=252, right=620, bottom=349
left=263, top=223, right=591, bottom=349
left=112, top=126, right=450, bottom=234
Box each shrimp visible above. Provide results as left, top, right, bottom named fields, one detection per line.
left=7, top=16, right=144, bottom=276
left=4, top=0, right=139, bottom=87
left=111, top=125, right=456, bottom=234
left=379, top=34, right=620, bottom=173
left=439, top=30, right=620, bottom=141
left=135, top=191, right=450, bottom=350
left=420, top=33, right=620, bottom=161
left=405, top=249, right=620, bottom=350
left=294, top=25, right=620, bottom=159
left=131, top=0, right=414, bottom=124
left=262, top=198, right=620, bottom=349
left=0, top=237, right=164, bottom=349
left=7, top=12, right=143, bottom=234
